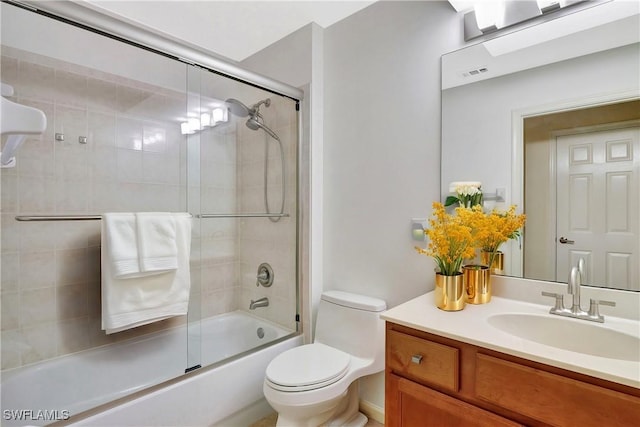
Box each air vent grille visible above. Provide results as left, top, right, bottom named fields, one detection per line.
left=462, top=67, right=489, bottom=78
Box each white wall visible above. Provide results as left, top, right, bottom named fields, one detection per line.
left=322, top=0, right=461, bottom=409
left=323, top=0, right=460, bottom=307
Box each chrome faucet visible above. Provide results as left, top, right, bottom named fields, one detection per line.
left=541, top=258, right=616, bottom=323
left=567, top=265, right=584, bottom=316
left=250, top=297, right=269, bottom=310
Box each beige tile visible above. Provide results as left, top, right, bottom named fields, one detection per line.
left=55, top=70, right=87, bottom=108
left=0, top=175, right=18, bottom=213
left=54, top=106, right=89, bottom=161
left=88, top=111, right=116, bottom=145
left=87, top=78, right=118, bottom=113
left=116, top=85, right=149, bottom=115
left=16, top=132, right=55, bottom=178
left=0, top=252, right=20, bottom=291
left=21, top=287, right=56, bottom=327
left=18, top=175, right=55, bottom=213
left=1, top=291, right=20, bottom=330
left=21, top=322, right=57, bottom=365
left=16, top=221, right=57, bottom=253
left=1, top=329, right=22, bottom=370
left=142, top=124, right=167, bottom=153
left=20, top=251, right=55, bottom=289
left=1, top=55, right=19, bottom=89
left=55, top=248, right=90, bottom=286
left=55, top=178, right=89, bottom=213
left=18, top=61, right=56, bottom=102
left=56, top=283, right=89, bottom=320
left=56, top=317, right=90, bottom=355
left=116, top=117, right=143, bottom=151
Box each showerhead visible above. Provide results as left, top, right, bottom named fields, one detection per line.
left=246, top=116, right=279, bottom=140
left=225, top=98, right=251, bottom=117
left=226, top=97, right=279, bottom=139
left=226, top=97, right=272, bottom=118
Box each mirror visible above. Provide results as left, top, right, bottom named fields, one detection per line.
left=441, top=3, right=639, bottom=291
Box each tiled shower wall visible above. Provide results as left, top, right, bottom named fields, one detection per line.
left=195, top=95, right=299, bottom=330
left=1, top=47, right=299, bottom=371
left=0, top=48, right=188, bottom=370
left=238, top=97, right=298, bottom=331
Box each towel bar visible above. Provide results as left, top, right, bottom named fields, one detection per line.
left=15, top=213, right=288, bottom=221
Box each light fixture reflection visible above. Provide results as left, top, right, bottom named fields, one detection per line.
left=180, top=107, right=229, bottom=135
left=180, top=121, right=195, bottom=135
left=201, top=112, right=211, bottom=127
left=212, top=107, right=228, bottom=125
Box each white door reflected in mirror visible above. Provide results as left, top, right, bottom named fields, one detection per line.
left=555, top=126, right=639, bottom=289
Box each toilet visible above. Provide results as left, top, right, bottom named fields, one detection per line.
left=263, top=290, right=387, bottom=426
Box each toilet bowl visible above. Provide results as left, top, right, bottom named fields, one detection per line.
left=263, top=290, right=386, bottom=426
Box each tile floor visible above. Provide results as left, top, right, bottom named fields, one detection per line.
left=249, top=412, right=383, bottom=427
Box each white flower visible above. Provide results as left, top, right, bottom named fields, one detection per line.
left=457, top=185, right=481, bottom=197
left=449, top=181, right=482, bottom=195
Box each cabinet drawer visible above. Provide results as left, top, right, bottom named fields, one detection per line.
left=387, top=329, right=459, bottom=392
left=475, top=353, right=640, bottom=427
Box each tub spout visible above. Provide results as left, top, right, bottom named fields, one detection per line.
left=250, top=297, right=269, bottom=310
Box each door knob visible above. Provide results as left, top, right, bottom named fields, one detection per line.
left=559, top=237, right=575, bottom=244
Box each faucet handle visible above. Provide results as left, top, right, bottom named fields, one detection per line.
left=541, top=291, right=566, bottom=314
left=587, top=299, right=616, bottom=323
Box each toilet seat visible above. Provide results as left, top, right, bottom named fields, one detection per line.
left=265, top=343, right=351, bottom=392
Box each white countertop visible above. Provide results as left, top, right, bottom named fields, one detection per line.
left=381, top=292, right=640, bottom=389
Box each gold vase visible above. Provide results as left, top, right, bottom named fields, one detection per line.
left=434, top=273, right=465, bottom=311
left=481, top=250, right=504, bottom=275
left=463, top=265, right=491, bottom=304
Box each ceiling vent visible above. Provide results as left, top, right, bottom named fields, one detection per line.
left=462, top=67, right=489, bottom=78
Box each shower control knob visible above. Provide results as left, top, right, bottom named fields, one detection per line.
left=256, top=263, right=274, bottom=287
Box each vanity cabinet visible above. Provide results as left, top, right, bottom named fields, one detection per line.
left=385, top=322, right=640, bottom=427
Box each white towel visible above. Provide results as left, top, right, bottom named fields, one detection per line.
left=104, top=213, right=178, bottom=278
left=101, top=212, right=192, bottom=334
left=136, top=212, right=178, bottom=275
left=103, top=213, right=139, bottom=278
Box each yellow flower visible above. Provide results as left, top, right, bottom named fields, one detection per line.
left=416, top=202, right=476, bottom=276
left=416, top=202, right=526, bottom=275
left=471, top=205, right=526, bottom=267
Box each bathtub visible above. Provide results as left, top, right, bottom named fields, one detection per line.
left=1, top=311, right=300, bottom=426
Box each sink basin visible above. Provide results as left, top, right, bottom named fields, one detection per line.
left=487, top=313, right=640, bottom=361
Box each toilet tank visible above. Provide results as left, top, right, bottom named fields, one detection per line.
left=314, top=291, right=387, bottom=364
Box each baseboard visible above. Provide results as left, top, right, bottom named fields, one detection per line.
left=360, top=399, right=384, bottom=424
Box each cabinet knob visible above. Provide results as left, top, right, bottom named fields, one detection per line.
left=411, top=354, right=423, bottom=365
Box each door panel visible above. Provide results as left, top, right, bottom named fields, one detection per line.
left=556, top=126, right=639, bottom=289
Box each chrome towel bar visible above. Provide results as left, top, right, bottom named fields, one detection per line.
left=15, top=213, right=289, bottom=221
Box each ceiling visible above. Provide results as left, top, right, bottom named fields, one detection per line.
left=83, top=0, right=380, bottom=62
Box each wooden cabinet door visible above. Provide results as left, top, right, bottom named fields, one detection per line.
left=386, top=373, right=523, bottom=427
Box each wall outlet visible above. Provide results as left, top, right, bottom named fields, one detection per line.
left=411, top=218, right=427, bottom=241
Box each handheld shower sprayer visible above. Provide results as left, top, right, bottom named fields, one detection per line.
left=225, top=97, right=279, bottom=141
left=224, top=97, right=285, bottom=222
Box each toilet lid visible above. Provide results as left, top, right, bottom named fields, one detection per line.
left=265, top=343, right=351, bottom=391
